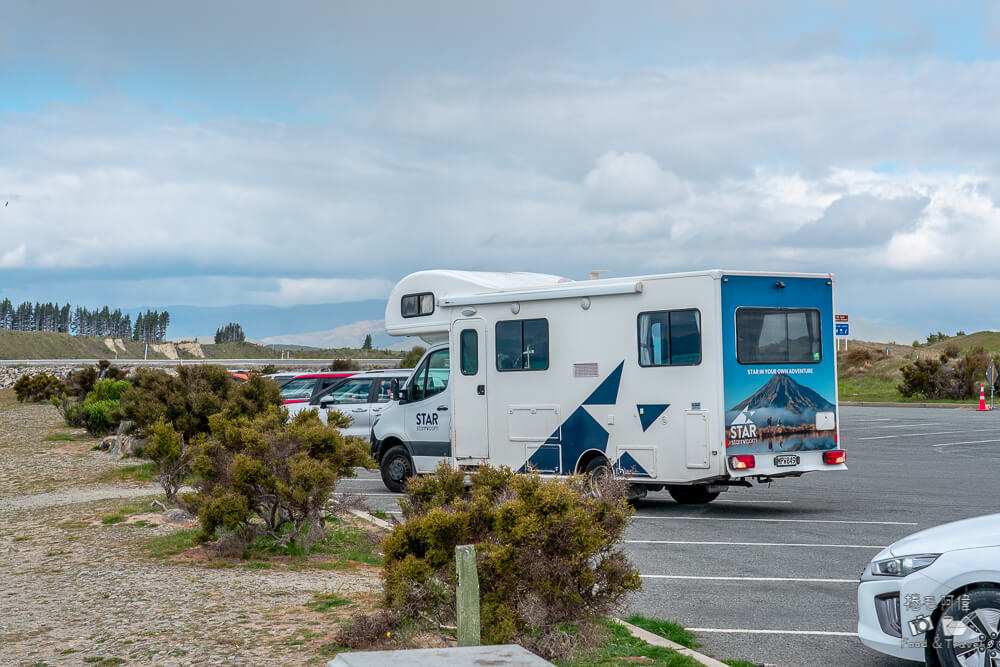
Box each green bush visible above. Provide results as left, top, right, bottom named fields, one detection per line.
left=330, top=359, right=360, bottom=371
left=122, top=365, right=264, bottom=440
left=62, top=378, right=131, bottom=435
left=65, top=360, right=127, bottom=400
left=339, top=464, right=640, bottom=660
left=184, top=407, right=371, bottom=551
left=14, top=373, right=67, bottom=403
left=134, top=372, right=284, bottom=499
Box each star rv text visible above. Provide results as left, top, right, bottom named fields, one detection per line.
left=370, top=270, right=846, bottom=500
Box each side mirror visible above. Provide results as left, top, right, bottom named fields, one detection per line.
left=319, top=394, right=336, bottom=406
left=390, top=378, right=399, bottom=398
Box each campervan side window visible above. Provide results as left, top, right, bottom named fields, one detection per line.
left=637, top=309, right=702, bottom=366
left=460, top=329, right=478, bottom=375
left=496, top=319, right=549, bottom=371
left=736, top=308, right=821, bottom=364
left=401, top=292, right=435, bottom=318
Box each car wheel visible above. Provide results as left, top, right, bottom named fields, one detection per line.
left=667, top=484, right=720, bottom=504
left=935, top=589, right=1000, bottom=667
left=380, top=445, right=413, bottom=493
left=584, top=456, right=612, bottom=497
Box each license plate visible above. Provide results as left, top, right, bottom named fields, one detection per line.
left=775, top=455, right=799, bottom=467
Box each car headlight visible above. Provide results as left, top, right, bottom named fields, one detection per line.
left=871, top=554, right=939, bottom=577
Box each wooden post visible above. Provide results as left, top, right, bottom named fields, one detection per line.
left=455, top=544, right=480, bottom=646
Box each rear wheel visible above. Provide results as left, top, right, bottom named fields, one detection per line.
left=380, top=445, right=413, bottom=493
left=583, top=456, right=612, bottom=497
left=935, top=589, right=1000, bottom=667
left=667, top=484, right=719, bottom=504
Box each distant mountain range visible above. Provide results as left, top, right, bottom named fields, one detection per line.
left=159, top=301, right=386, bottom=340
left=258, top=319, right=413, bottom=350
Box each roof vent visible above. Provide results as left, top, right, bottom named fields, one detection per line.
left=589, top=270, right=610, bottom=280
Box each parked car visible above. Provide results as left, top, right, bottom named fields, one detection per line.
left=279, top=372, right=357, bottom=405
left=858, top=513, right=1000, bottom=666
left=286, top=369, right=411, bottom=438
left=264, top=372, right=299, bottom=388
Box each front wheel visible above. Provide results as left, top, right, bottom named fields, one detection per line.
left=935, top=589, right=1000, bottom=667
left=380, top=445, right=413, bottom=493
left=667, top=484, right=719, bottom=504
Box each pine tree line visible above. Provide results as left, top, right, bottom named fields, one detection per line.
left=0, top=299, right=170, bottom=342
left=215, top=322, right=245, bottom=344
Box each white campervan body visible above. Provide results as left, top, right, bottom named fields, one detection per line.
left=371, top=269, right=847, bottom=500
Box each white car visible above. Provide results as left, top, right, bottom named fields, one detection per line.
left=285, top=369, right=411, bottom=438
left=858, top=513, right=1000, bottom=666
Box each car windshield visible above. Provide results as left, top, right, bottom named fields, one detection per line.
left=280, top=378, right=315, bottom=400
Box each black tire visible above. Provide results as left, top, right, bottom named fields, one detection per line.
left=935, top=589, right=1000, bottom=667
left=380, top=445, right=413, bottom=493
left=583, top=456, right=612, bottom=497
left=667, top=484, right=720, bottom=504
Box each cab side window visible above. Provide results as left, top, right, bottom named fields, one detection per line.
left=410, top=349, right=451, bottom=402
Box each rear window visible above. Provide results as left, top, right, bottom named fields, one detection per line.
left=736, top=308, right=822, bottom=364
left=280, top=378, right=316, bottom=400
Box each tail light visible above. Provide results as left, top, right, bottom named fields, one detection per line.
left=824, top=450, right=846, bottom=465
left=729, top=455, right=755, bottom=470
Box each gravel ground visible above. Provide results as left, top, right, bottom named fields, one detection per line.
left=0, top=392, right=380, bottom=666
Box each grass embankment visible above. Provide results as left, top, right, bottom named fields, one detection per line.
left=838, top=332, right=1000, bottom=403
left=0, top=330, right=155, bottom=360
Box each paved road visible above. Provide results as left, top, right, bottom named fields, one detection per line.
left=339, top=406, right=1000, bottom=666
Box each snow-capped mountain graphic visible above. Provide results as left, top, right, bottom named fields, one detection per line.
left=728, top=373, right=834, bottom=427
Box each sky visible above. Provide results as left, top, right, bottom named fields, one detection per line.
left=3, top=1, right=1000, bottom=338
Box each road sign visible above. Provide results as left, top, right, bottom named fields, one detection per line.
left=988, top=361, right=997, bottom=385
left=835, top=323, right=849, bottom=336
left=835, top=314, right=849, bottom=323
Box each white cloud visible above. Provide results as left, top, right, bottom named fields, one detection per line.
left=0, top=244, right=28, bottom=268
left=583, top=151, right=686, bottom=210
left=4, top=57, right=1000, bottom=337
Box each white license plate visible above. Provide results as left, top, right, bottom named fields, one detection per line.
left=775, top=455, right=799, bottom=467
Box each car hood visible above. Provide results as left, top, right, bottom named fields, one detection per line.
left=889, top=513, right=1000, bottom=557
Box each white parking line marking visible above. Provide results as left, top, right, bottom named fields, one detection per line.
left=641, top=575, right=856, bottom=583
left=626, top=540, right=885, bottom=549
left=332, top=492, right=402, bottom=497
left=858, top=429, right=996, bottom=440
left=932, top=439, right=1000, bottom=448
left=711, top=499, right=792, bottom=504
left=633, top=515, right=917, bottom=526
left=688, top=628, right=857, bottom=637
left=875, top=422, right=947, bottom=428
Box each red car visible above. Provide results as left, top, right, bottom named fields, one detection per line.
left=279, top=372, right=357, bottom=405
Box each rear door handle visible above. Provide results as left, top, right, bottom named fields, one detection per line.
left=437, top=405, right=449, bottom=411
left=351, top=408, right=367, bottom=413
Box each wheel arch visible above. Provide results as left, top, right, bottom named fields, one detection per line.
left=928, top=580, right=1000, bottom=627
left=575, top=448, right=611, bottom=475
left=376, top=435, right=409, bottom=464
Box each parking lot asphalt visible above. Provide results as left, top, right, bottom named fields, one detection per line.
left=339, top=406, right=1000, bottom=667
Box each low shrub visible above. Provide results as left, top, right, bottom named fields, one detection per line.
left=185, top=407, right=371, bottom=551
left=336, top=464, right=641, bottom=661
left=330, top=359, right=359, bottom=371
left=137, top=373, right=284, bottom=499
left=842, top=348, right=872, bottom=366
left=64, top=378, right=131, bottom=435
left=14, top=373, right=67, bottom=403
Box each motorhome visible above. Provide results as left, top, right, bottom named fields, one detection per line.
left=371, top=270, right=846, bottom=501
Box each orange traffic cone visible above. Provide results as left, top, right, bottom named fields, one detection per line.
left=977, top=384, right=990, bottom=411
